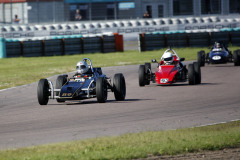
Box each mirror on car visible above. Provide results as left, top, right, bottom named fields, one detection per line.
left=180, top=58, right=185, bottom=62
left=151, top=59, right=157, bottom=63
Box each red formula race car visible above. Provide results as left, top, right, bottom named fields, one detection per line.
left=138, top=49, right=201, bottom=86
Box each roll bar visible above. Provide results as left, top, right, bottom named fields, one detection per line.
left=82, top=58, right=94, bottom=73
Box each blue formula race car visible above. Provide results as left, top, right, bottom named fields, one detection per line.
left=37, top=58, right=126, bottom=105
left=197, top=42, right=240, bottom=66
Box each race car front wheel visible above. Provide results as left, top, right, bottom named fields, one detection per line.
left=37, top=79, right=49, bottom=105
left=188, top=64, right=196, bottom=85
left=96, top=77, right=108, bottom=103
left=193, top=62, right=201, bottom=84
left=144, top=63, right=151, bottom=85
left=233, top=50, right=240, bottom=66
left=197, top=51, right=205, bottom=67
left=113, top=73, right=126, bottom=101
left=139, top=65, right=146, bottom=87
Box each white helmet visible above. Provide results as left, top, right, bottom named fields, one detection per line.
left=162, top=52, right=174, bottom=65
left=76, top=60, right=89, bottom=74
left=216, top=42, right=221, bottom=48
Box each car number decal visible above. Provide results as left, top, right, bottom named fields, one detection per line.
left=62, top=93, right=72, bottom=97
left=212, top=56, right=221, bottom=60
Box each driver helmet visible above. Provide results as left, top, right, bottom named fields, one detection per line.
left=76, top=60, right=89, bottom=74
left=162, top=52, right=174, bottom=65
left=215, top=42, right=221, bottom=48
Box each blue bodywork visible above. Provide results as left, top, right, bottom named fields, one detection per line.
left=209, top=49, right=229, bottom=63
left=59, top=67, right=105, bottom=100
left=208, top=47, right=230, bottom=64
left=37, top=57, right=125, bottom=105
left=60, top=79, right=91, bottom=99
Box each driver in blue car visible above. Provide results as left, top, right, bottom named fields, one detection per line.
left=216, top=42, right=221, bottom=48
left=74, top=60, right=89, bottom=78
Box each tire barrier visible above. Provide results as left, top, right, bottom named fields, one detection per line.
left=0, top=33, right=123, bottom=58
left=102, top=35, right=116, bottom=53
left=166, top=31, right=187, bottom=48
left=188, top=32, right=210, bottom=47
left=143, top=32, right=165, bottom=51
left=139, top=28, right=240, bottom=52
left=22, top=40, right=42, bottom=57
left=44, top=39, right=63, bottom=56
left=5, top=39, right=22, bottom=57
left=83, top=36, right=102, bottom=53
left=64, top=37, right=83, bottom=55
left=210, top=31, right=230, bottom=44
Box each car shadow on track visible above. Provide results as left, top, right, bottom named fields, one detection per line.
left=155, top=82, right=219, bottom=87
left=213, top=65, right=236, bottom=68
left=107, top=98, right=153, bottom=103
left=205, top=64, right=236, bottom=68
left=200, top=83, right=220, bottom=85
left=48, top=99, right=153, bottom=105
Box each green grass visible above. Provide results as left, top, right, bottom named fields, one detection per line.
left=0, top=47, right=239, bottom=90
left=1, top=48, right=240, bottom=159
left=0, top=121, right=239, bottom=160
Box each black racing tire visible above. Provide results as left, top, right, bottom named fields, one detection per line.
left=206, top=53, right=210, bottom=64
left=56, top=75, right=67, bottom=103
left=237, top=50, right=240, bottom=65
left=37, top=79, right=49, bottom=105
left=233, top=50, right=240, bottom=66
left=144, top=63, right=151, bottom=85
left=181, top=65, right=187, bottom=80
left=197, top=51, right=205, bottom=67
left=188, top=64, right=196, bottom=85
left=197, top=51, right=201, bottom=65
left=228, top=51, right=233, bottom=62
left=193, top=62, right=201, bottom=84
left=96, top=77, right=108, bottom=103
left=139, top=65, right=145, bottom=87
left=113, top=73, right=126, bottom=101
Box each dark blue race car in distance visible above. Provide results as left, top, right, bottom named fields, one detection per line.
left=37, top=58, right=126, bottom=105
left=197, top=42, right=240, bottom=66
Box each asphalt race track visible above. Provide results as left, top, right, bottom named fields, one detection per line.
left=0, top=63, right=240, bottom=150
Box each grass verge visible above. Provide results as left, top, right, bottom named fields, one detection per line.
left=1, top=46, right=239, bottom=90
left=0, top=120, right=239, bottom=160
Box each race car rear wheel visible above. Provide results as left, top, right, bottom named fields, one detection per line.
left=228, top=51, right=233, bottom=62
left=113, top=73, right=126, bottom=101
left=37, top=79, right=49, bottom=105
left=193, top=62, right=201, bottom=84
left=233, top=50, right=240, bottom=66
left=56, top=75, right=67, bottom=103
left=139, top=65, right=146, bottom=87
left=145, top=63, right=151, bottom=85
left=96, top=77, right=108, bottom=103
left=188, top=64, right=196, bottom=85
left=197, top=51, right=205, bottom=67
